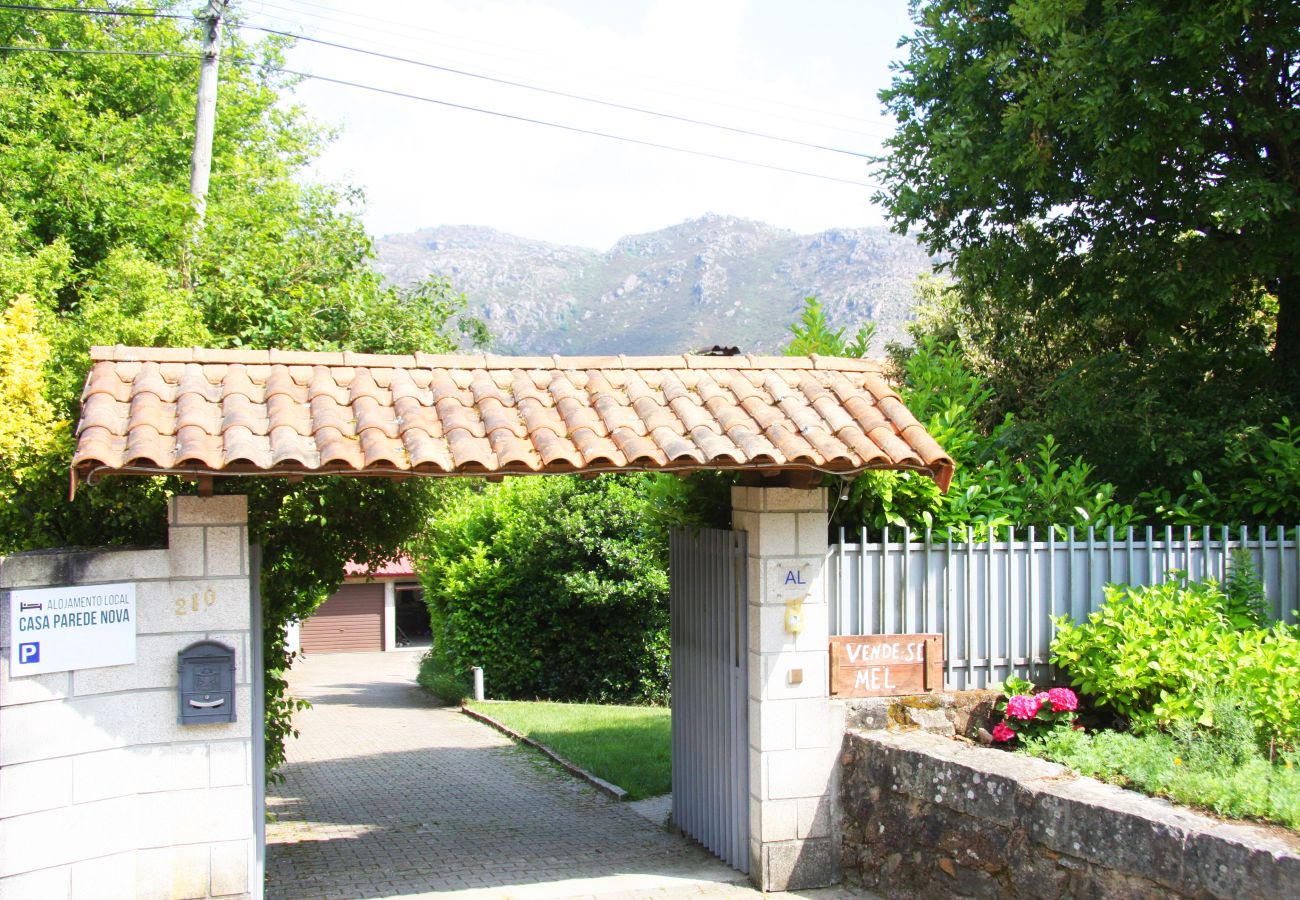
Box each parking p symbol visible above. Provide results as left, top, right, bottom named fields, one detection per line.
left=18, top=642, right=39, bottom=664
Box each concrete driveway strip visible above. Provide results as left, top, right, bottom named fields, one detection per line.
left=265, top=650, right=871, bottom=900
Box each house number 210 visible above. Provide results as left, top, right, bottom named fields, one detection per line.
left=175, top=589, right=217, bottom=616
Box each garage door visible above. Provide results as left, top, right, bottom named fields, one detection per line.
left=301, top=583, right=384, bottom=653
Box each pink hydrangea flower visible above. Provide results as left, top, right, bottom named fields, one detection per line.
left=1046, top=687, right=1079, bottom=712
left=992, top=721, right=1017, bottom=742
left=1006, top=693, right=1043, bottom=720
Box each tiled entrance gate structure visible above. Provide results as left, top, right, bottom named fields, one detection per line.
left=0, top=346, right=952, bottom=897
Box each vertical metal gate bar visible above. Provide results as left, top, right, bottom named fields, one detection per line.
left=669, top=527, right=749, bottom=874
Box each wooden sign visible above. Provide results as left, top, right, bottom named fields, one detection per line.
left=829, top=633, right=944, bottom=698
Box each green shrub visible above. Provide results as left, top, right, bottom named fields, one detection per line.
left=1051, top=577, right=1300, bottom=748
left=415, top=475, right=670, bottom=705
left=417, top=649, right=470, bottom=705
left=1024, top=715, right=1300, bottom=830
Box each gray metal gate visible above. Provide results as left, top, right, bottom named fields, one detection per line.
left=670, top=527, right=749, bottom=874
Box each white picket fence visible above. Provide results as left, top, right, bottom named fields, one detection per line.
left=826, top=525, right=1300, bottom=690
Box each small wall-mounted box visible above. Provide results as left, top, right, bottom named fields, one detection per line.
left=177, top=640, right=236, bottom=725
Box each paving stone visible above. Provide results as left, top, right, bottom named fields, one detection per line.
left=267, top=651, right=874, bottom=899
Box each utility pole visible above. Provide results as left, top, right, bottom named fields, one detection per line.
left=189, top=0, right=228, bottom=229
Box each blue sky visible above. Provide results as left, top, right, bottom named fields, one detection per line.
left=251, top=0, right=918, bottom=248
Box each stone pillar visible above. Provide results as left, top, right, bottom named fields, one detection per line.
left=0, top=495, right=258, bottom=899
left=732, top=485, right=841, bottom=891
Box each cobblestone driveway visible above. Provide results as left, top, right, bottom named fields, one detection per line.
left=266, top=651, right=868, bottom=899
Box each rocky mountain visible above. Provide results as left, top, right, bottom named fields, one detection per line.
left=373, top=214, right=934, bottom=356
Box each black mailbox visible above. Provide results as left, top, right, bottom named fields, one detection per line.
left=177, top=640, right=236, bottom=725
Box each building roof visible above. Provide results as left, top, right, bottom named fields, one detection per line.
left=344, top=554, right=415, bottom=578
left=71, top=346, right=954, bottom=488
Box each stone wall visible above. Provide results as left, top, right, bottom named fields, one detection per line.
left=840, top=729, right=1300, bottom=899
left=0, top=496, right=258, bottom=899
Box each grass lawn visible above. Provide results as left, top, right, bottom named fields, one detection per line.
left=466, top=700, right=670, bottom=800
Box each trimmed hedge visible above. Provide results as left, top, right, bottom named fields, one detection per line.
left=416, top=475, right=669, bottom=704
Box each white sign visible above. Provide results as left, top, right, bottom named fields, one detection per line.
left=8, top=582, right=136, bottom=676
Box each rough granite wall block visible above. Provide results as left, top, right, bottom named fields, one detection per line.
left=840, top=729, right=1300, bottom=899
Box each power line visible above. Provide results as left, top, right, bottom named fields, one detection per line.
left=246, top=4, right=891, bottom=142
left=0, top=42, right=879, bottom=188
left=262, top=0, right=892, bottom=133
left=0, top=2, right=877, bottom=158
left=0, top=3, right=189, bottom=19
left=236, top=22, right=873, bottom=159
left=0, top=44, right=202, bottom=58
left=274, top=66, right=879, bottom=188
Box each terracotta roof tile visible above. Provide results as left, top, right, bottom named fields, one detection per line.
left=71, top=347, right=954, bottom=488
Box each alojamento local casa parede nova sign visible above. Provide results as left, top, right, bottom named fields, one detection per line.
left=7, top=582, right=137, bottom=676
left=829, top=633, right=944, bottom=698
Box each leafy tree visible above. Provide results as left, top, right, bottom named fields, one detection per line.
left=0, top=6, right=483, bottom=777
left=784, top=298, right=1137, bottom=536
left=877, top=0, right=1300, bottom=494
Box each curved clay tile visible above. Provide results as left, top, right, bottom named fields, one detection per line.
left=358, top=428, right=408, bottom=469
left=394, top=396, right=443, bottom=438
left=570, top=427, right=625, bottom=468
left=221, top=393, right=270, bottom=436
left=74, top=425, right=125, bottom=469
left=445, top=428, right=496, bottom=470
left=354, top=395, right=401, bottom=439
left=530, top=428, right=581, bottom=469
left=307, top=366, right=350, bottom=405
left=400, top=427, right=453, bottom=472
left=81, top=362, right=132, bottom=403
left=221, top=364, right=264, bottom=404
left=650, top=426, right=705, bottom=464
left=556, top=395, right=607, bottom=437
left=77, top=392, right=127, bottom=435
left=631, top=395, right=685, bottom=435
left=263, top=365, right=307, bottom=404
left=517, top=396, right=566, bottom=442
left=725, top=425, right=782, bottom=465
left=221, top=426, right=272, bottom=469
left=131, top=363, right=175, bottom=403
left=264, top=392, right=312, bottom=436
left=836, top=427, right=892, bottom=467
left=124, top=424, right=174, bottom=469
left=171, top=364, right=220, bottom=404
left=268, top=426, right=319, bottom=468
left=479, top=397, right=528, bottom=438
left=609, top=427, right=665, bottom=466
left=314, top=426, right=364, bottom=469
left=435, top=395, right=485, bottom=438
left=487, top=428, right=542, bottom=470
left=174, top=424, right=224, bottom=469
left=689, top=426, right=744, bottom=465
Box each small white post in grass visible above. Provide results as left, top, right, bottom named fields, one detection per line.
left=472, top=666, right=485, bottom=701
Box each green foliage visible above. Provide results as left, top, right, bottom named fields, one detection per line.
left=416, top=475, right=670, bottom=705
left=464, top=700, right=672, bottom=800
left=1051, top=577, right=1300, bottom=748
left=1024, top=718, right=1300, bottom=830
left=417, top=649, right=470, bottom=706
left=878, top=0, right=1300, bottom=499
left=846, top=337, right=1138, bottom=536
left=1225, top=549, right=1270, bottom=627
left=784, top=296, right=875, bottom=358
left=1139, top=419, right=1300, bottom=526
left=0, top=8, right=484, bottom=780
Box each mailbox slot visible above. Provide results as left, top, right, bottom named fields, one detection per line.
left=177, top=640, right=236, bottom=725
